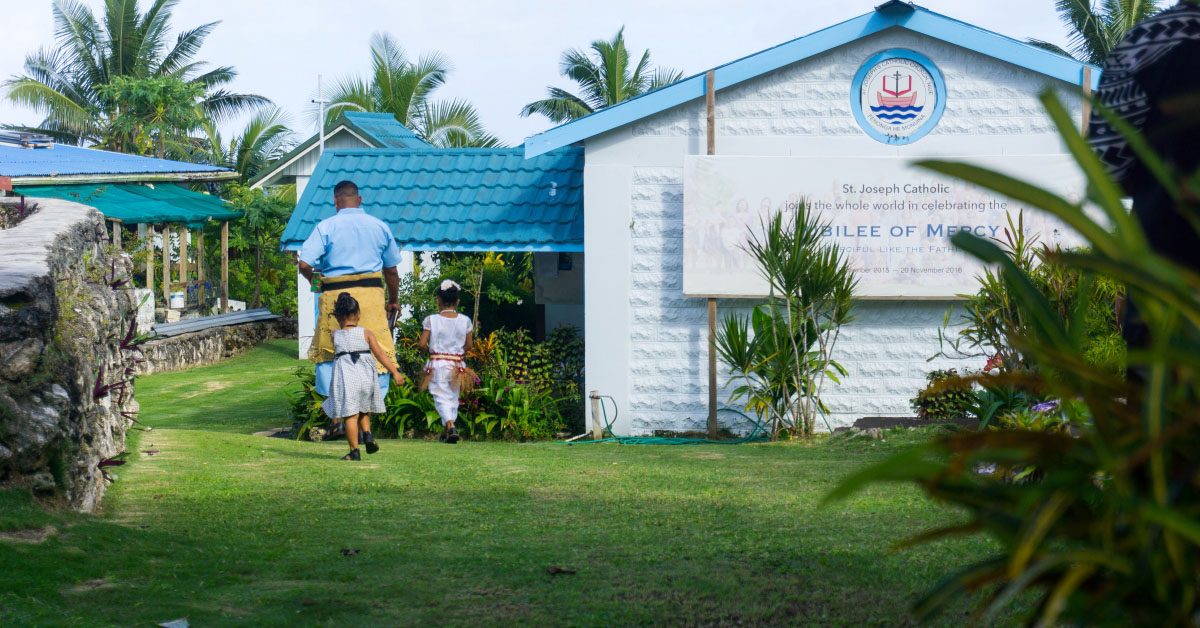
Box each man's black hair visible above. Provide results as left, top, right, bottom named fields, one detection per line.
left=333, top=180, right=359, bottom=198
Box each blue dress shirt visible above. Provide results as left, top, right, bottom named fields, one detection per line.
left=298, top=207, right=402, bottom=277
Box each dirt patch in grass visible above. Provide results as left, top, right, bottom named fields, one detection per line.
left=62, top=578, right=115, bottom=594
left=0, top=525, right=57, bottom=544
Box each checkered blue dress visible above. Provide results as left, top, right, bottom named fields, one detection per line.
left=320, top=327, right=386, bottom=419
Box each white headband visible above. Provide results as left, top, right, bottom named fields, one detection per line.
left=439, top=279, right=460, bottom=291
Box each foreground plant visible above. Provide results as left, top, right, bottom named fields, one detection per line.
left=716, top=203, right=857, bottom=438
left=828, top=91, right=1200, bottom=625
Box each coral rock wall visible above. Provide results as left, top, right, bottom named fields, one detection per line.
left=0, top=198, right=137, bottom=512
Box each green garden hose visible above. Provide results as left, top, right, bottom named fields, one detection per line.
left=567, top=395, right=769, bottom=445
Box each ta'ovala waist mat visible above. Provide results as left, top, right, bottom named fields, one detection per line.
left=309, top=272, right=394, bottom=374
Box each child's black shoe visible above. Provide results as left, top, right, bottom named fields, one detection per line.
left=362, top=431, right=379, bottom=455
left=341, top=448, right=361, bottom=461
left=446, top=427, right=460, bottom=444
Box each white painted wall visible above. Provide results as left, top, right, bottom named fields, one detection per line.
left=584, top=28, right=1085, bottom=433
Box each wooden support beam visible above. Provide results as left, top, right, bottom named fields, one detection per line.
left=705, top=69, right=719, bottom=439
left=179, top=227, right=189, bottom=290
left=220, top=221, right=229, bottom=313
left=161, top=224, right=171, bottom=307
left=1081, top=66, right=1093, bottom=134
left=144, top=224, right=155, bottom=296
left=110, top=219, right=122, bottom=249
left=196, top=230, right=206, bottom=310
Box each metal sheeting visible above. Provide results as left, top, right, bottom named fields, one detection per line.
left=280, top=147, right=583, bottom=252
left=0, top=143, right=230, bottom=178
left=151, top=308, right=279, bottom=338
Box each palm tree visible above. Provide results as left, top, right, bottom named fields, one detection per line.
left=323, top=33, right=500, bottom=148
left=4, top=0, right=268, bottom=145
left=521, top=27, right=683, bottom=123
left=172, top=107, right=293, bottom=180
left=1028, top=0, right=1163, bottom=64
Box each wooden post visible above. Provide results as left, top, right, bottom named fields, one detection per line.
left=110, top=219, right=122, bottom=249
left=1081, top=66, right=1093, bottom=134
left=589, top=391, right=604, bottom=440
left=144, top=224, right=155, bottom=296
left=705, top=69, right=719, bottom=439
left=179, top=227, right=189, bottom=294
left=161, top=224, right=171, bottom=307
left=196, top=229, right=206, bottom=310
left=220, top=221, right=229, bottom=313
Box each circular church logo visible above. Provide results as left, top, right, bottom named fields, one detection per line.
left=851, top=49, right=945, bottom=145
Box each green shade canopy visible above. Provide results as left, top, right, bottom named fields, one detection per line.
left=16, top=183, right=241, bottom=227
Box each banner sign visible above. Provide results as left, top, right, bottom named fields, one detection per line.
left=681, top=155, right=1087, bottom=299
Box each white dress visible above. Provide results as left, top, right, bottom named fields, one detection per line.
left=321, top=327, right=386, bottom=419
left=423, top=313, right=473, bottom=425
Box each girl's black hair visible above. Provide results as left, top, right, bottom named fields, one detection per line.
left=436, top=282, right=459, bottom=305
left=333, top=292, right=360, bottom=318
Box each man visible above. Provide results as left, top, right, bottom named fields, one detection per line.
left=1088, top=1, right=1200, bottom=355
left=299, top=180, right=402, bottom=404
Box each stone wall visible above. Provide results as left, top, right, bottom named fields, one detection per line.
left=0, top=197, right=137, bottom=512
left=136, top=318, right=296, bottom=375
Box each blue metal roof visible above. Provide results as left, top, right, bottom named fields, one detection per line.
left=342, top=112, right=431, bottom=148
left=523, top=1, right=1102, bottom=157
left=0, top=142, right=232, bottom=179
left=280, top=147, right=583, bottom=252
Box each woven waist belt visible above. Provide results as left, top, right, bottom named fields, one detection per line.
left=319, top=277, right=384, bottom=292
left=335, top=350, right=371, bottom=364
left=429, top=353, right=464, bottom=362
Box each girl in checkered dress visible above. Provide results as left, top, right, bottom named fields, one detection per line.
left=323, top=292, right=405, bottom=460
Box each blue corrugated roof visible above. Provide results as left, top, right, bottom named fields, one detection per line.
left=0, top=143, right=232, bottom=179
left=280, top=147, right=583, bottom=252
left=342, top=112, right=431, bottom=148
left=524, top=0, right=1102, bottom=157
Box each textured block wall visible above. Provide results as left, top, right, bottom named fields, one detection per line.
left=615, top=29, right=1080, bottom=433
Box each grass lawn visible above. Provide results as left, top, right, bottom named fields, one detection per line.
left=0, top=339, right=1008, bottom=626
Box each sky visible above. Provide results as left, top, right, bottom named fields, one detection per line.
left=0, top=0, right=1077, bottom=147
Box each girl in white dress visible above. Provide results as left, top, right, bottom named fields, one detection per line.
left=418, top=280, right=476, bottom=444
left=323, top=292, right=405, bottom=460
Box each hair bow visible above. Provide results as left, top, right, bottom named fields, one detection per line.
left=439, top=279, right=461, bottom=291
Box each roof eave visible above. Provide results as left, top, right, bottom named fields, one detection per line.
left=523, top=2, right=1101, bottom=158
left=249, top=122, right=376, bottom=189
left=10, top=170, right=239, bottom=185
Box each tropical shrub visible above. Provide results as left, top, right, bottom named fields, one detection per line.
left=909, top=369, right=975, bottom=421
left=829, top=91, right=1200, bottom=625
left=715, top=203, right=857, bottom=439
left=935, top=211, right=1125, bottom=375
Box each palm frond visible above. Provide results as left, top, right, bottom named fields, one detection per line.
left=157, top=21, right=218, bottom=76
left=134, top=0, right=178, bottom=70
left=3, top=76, right=98, bottom=140
left=649, top=67, right=683, bottom=91
left=519, top=87, right=593, bottom=122
left=200, top=89, right=271, bottom=122
left=52, top=0, right=105, bottom=87
left=1025, top=38, right=1077, bottom=59
left=418, top=99, right=495, bottom=148
left=323, top=76, right=376, bottom=126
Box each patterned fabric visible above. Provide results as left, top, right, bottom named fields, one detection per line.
left=1088, top=2, right=1200, bottom=189
left=309, top=273, right=394, bottom=373
left=321, top=327, right=386, bottom=419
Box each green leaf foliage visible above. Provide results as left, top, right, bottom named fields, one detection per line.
left=829, top=90, right=1200, bottom=625
left=715, top=202, right=857, bottom=439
